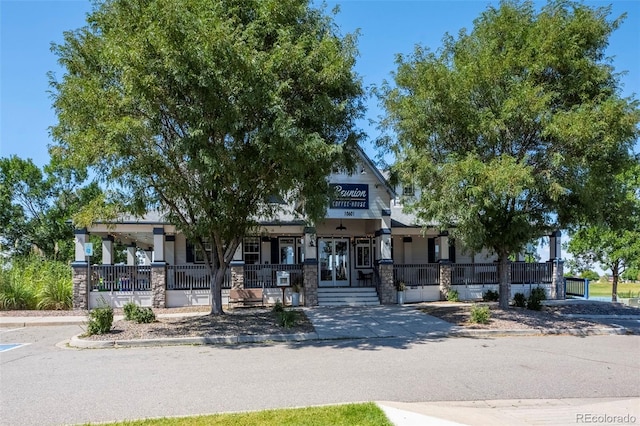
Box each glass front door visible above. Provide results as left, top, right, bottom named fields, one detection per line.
left=318, top=238, right=350, bottom=287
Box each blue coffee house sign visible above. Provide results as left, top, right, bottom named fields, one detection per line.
left=330, top=184, right=369, bottom=209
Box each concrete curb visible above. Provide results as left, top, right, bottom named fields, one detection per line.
left=560, top=314, right=640, bottom=320
left=69, top=332, right=322, bottom=349
left=448, top=326, right=628, bottom=338
left=0, top=320, right=87, bottom=328
left=67, top=326, right=629, bottom=349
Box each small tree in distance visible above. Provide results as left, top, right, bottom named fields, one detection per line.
left=378, top=0, right=639, bottom=308
left=50, top=0, right=365, bottom=315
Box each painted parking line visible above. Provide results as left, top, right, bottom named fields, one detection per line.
left=0, top=343, right=28, bottom=352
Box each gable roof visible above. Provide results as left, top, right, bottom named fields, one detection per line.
left=355, top=145, right=396, bottom=198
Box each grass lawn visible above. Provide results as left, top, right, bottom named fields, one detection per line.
left=588, top=281, right=640, bottom=298
left=97, top=403, right=393, bottom=426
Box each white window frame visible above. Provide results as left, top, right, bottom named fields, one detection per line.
left=243, top=237, right=260, bottom=264
left=402, top=184, right=415, bottom=197
left=355, top=237, right=372, bottom=268
left=279, top=237, right=296, bottom=265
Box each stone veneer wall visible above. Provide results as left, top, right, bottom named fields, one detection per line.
left=439, top=262, right=452, bottom=301
left=231, top=264, right=244, bottom=290
left=377, top=263, right=395, bottom=304
left=303, top=263, right=318, bottom=306
left=550, top=260, right=565, bottom=300
left=72, top=263, right=88, bottom=310
left=151, top=265, right=166, bottom=308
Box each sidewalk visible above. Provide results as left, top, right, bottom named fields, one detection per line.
left=2, top=307, right=638, bottom=426
left=0, top=305, right=633, bottom=346
left=377, top=397, right=640, bottom=426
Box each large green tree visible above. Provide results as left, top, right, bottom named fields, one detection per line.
left=378, top=0, right=639, bottom=308
left=567, top=164, right=640, bottom=301
left=50, top=0, right=364, bottom=314
left=0, top=156, right=100, bottom=261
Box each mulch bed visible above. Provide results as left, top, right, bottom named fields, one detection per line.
left=420, top=301, right=639, bottom=330
left=81, top=308, right=315, bottom=341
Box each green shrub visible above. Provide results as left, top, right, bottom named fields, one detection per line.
left=123, top=302, right=156, bottom=323
left=0, top=257, right=72, bottom=311
left=446, top=289, right=459, bottom=302
left=272, top=301, right=284, bottom=313
left=37, top=279, right=72, bottom=310
left=527, top=287, right=547, bottom=311
left=513, top=292, right=527, bottom=308
left=87, top=303, right=114, bottom=335
left=277, top=310, right=298, bottom=328
left=133, top=307, right=156, bottom=324
left=0, top=280, right=37, bottom=310
left=123, top=302, right=138, bottom=320
left=470, top=305, right=491, bottom=324
left=482, top=289, right=499, bottom=302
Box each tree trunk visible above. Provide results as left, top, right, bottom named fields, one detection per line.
left=498, top=254, right=511, bottom=309
left=209, top=267, right=227, bottom=315
left=611, top=261, right=620, bottom=303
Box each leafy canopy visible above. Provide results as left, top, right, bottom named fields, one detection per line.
left=378, top=0, right=639, bottom=259
left=49, top=0, right=364, bottom=313
left=0, top=156, right=100, bottom=261
left=567, top=163, right=640, bottom=300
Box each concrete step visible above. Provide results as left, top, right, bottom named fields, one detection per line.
left=318, top=300, right=381, bottom=306
left=317, top=287, right=380, bottom=306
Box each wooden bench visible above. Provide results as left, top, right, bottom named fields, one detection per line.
left=229, top=288, right=264, bottom=308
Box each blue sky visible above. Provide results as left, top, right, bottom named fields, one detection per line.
left=1, top=0, right=638, bottom=167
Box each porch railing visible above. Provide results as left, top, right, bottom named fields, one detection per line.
left=244, top=264, right=303, bottom=289
left=90, top=265, right=151, bottom=291
left=511, top=262, right=553, bottom=284
left=166, top=265, right=231, bottom=290
left=452, top=263, right=498, bottom=285
left=565, top=277, right=589, bottom=298
left=393, top=264, right=439, bottom=286
left=451, top=262, right=553, bottom=285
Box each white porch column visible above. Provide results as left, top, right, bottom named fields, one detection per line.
left=143, top=250, right=152, bottom=265
left=303, top=226, right=318, bottom=306
left=549, top=230, right=562, bottom=260
left=304, top=226, right=317, bottom=261
left=153, top=227, right=165, bottom=263
left=233, top=243, right=243, bottom=262
left=74, top=228, right=88, bottom=263
left=439, top=231, right=449, bottom=262
left=230, top=241, right=245, bottom=290
left=165, top=235, right=175, bottom=264
left=72, top=228, right=89, bottom=310
left=101, top=236, right=114, bottom=265
left=378, top=209, right=392, bottom=261
left=126, top=244, right=137, bottom=265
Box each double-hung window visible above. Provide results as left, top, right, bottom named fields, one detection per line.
left=355, top=238, right=371, bottom=268
left=243, top=237, right=260, bottom=264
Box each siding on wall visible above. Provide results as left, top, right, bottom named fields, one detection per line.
left=325, top=165, right=392, bottom=220
left=392, top=236, right=432, bottom=264
left=175, top=233, right=187, bottom=264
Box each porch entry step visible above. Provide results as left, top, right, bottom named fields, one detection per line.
left=317, top=287, right=380, bottom=307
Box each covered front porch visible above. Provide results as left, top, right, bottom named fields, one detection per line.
left=70, top=214, right=565, bottom=310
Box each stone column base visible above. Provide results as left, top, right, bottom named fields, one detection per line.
left=72, top=262, right=89, bottom=310
left=151, top=263, right=166, bottom=308
left=303, top=262, right=318, bottom=306
left=230, top=264, right=245, bottom=290
left=377, top=262, right=394, bottom=304
left=439, top=262, right=452, bottom=301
